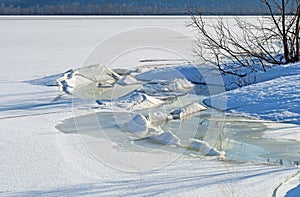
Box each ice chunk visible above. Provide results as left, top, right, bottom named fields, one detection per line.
left=151, top=131, right=182, bottom=146
left=148, top=111, right=171, bottom=124
left=97, top=91, right=164, bottom=111
left=117, top=75, right=138, bottom=85
left=188, top=139, right=225, bottom=157
left=127, top=113, right=150, bottom=137
left=167, top=78, right=194, bottom=92
left=119, top=92, right=164, bottom=111
left=141, top=78, right=194, bottom=100
left=57, top=64, right=121, bottom=96
left=148, top=125, right=164, bottom=135
left=170, top=103, right=207, bottom=119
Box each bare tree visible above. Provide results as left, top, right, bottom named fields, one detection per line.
left=190, top=0, right=300, bottom=85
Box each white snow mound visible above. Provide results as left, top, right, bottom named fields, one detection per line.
left=188, top=139, right=225, bottom=157
left=204, top=74, right=300, bottom=124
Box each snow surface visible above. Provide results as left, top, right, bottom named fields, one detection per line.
left=263, top=123, right=300, bottom=142
left=136, top=65, right=207, bottom=83
left=1, top=16, right=299, bottom=197
left=276, top=172, right=300, bottom=197
left=204, top=73, right=300, bottom=125
left=135, top=60, right=300, bottom=92
left=2, top=80, right=297, bottom=196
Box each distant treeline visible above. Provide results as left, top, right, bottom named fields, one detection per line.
left=0, top=0, right=272, bottom=15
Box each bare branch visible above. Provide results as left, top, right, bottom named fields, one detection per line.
left=190, top=0, right=300, bottom=86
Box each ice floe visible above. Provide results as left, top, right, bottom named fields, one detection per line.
left=117, top=75, right=138, bottom=85
left=57, top=64, right=121, bottom=94
left=56, top=64, right=143, bottom=99
left=148, top=111, right=172, bottom=125
left=127, top=111, right=222, bottom=156
left=170, top=103, right=207, bottom=120
left=150, top=131, right=182, bottom=146
left=141, top=78, right=194, bottom=99
left=188, top=138, right=225, bottom=157
left=97, top=91, right=165, bottom=111
left=127, top=113, right=150, bottom=137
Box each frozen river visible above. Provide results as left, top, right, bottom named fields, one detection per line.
left=1, top=16, right=299, bottom=196
left=1, top=15, right=297, bottom=166
left=0, top=16, right=194, bottom=80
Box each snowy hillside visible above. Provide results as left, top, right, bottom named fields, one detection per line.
left=204, top=62, right=300, bottom=125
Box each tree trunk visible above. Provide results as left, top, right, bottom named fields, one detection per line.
left=295, top=5, right=300, bottom=62
left=282, top=0, right=290, bottom=62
